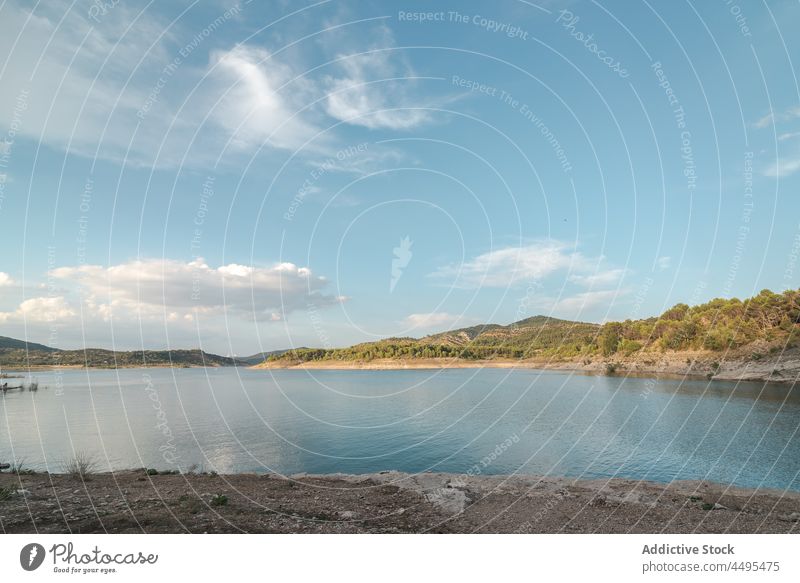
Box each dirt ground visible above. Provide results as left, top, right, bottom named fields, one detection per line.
left=256, top=345, right=800, bottom=385
left=1, top=470, right=799, bottom=534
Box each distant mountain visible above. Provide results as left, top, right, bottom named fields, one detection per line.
left=0, top=335, right=244, bottom=368
left=236, top=348, right=300, bottom=366
left=260, top=289, right=800, bottom=366
left=0, top=335, right=58, bottom=352
left=260, top=315, right=600, bottom=364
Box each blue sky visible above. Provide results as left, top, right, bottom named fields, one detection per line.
left=1, top=0, right=799, bottom=355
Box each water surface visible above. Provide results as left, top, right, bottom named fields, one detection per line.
left=1, top=367, right=798, bottom=490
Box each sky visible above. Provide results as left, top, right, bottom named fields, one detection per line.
left=0, top=0, right=799, bottom=356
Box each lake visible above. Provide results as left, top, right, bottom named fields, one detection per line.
left=1, top=367, right=798, bottom=490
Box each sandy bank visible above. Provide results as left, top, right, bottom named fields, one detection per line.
left=255, top=346, right=800, bottom=384
left=1, top=470, right=798, bottom=534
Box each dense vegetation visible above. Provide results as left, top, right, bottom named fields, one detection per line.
left=0, top=347, right=242, bottom=368
left=0, top=336, right=58, bottom=352
left=267, top=289, right=800, bottom=364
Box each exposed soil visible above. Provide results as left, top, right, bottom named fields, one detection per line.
left=2, top=470, right=798, bottom=534
left=256, top=345, right=800, bottom=385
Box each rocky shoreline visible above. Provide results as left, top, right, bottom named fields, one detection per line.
left=1, top=470, right=798, bottom=533
left=256, top=345, right=800, bottom=384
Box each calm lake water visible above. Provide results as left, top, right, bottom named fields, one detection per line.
left=1, top=367, right=798, bottom=490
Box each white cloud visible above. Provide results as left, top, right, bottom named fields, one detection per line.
left=431, top=240, right=595, bottom=289
left=778, top=132, right=800, bottom=141
left=0, top=296, right=75, bottom=323
left=325, top=51, right=430, bottom=130
left=0, top=3, right=429, bottom=169
left=0, top=1, right=176, bottom=165
left=209, top=45, right=321, bottom=151
left=319, top=23, right=433, bottom=131
left=656, top=256, right=671, bottom=270
left=403, top=312, right=464, bottom=330
left=568, top=268, right=626, bottom=287
left=0, top=272, right=15, bottom=286
left=753, top=106, right=800, bottom=129
left=49, top=258, right=342, bottom=322
left=552, top=290, right=621, bottom=313
left=764, top=155, right=800, bottom=178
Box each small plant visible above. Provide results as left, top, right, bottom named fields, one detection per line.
left=605, top=362, right=618, bottom=375
left=701, top=502, right=714, bottom=511
left=9, top=458, right=34, bottom=475
left=210, top=493, right=228, bottom=506
left=146, top=468, right=158, bottom=476
left=0, top=486, right=13, bottom=501
left=61, top=451, right=97, bottom=478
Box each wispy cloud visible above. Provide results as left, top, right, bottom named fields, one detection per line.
left=568, top=268, right=626, bottom=287
left=402, top=312, right=469, bottom=330
left=0, top=1, right=176, bottom=165
left=431, top=240, right=611, bottom=289
left=325, top=51, right=431, bottom=130
left=0, top=2, right=437, bottom=171
left=753, top=106, right=800, bottom=129
left=209, top=45, right=322, bottom=151
left=321, top=23, right=434, bottom=131
left=552, top=289, right=621, bottom=313
left=764, top=155, right=800, bottom=178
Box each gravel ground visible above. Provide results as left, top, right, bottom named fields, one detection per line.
left=1, top=470, right=799, bottom=534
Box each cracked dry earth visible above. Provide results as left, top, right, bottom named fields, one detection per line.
left=1, top=470, right=799, bottom=533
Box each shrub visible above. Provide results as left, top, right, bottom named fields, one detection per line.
left=10, top=458, right=34, bottom=475
left=210, top=494, right=228, bottom=506
left=61, top=451, right=97, bottom=478
left=619, top=339, right=642, bottom=355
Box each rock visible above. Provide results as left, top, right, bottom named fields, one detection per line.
left=713, top=503, right=727, bottom=510
left=779, top=512, right=800, bottom=522
left=339, top=511, right=356, bottom=519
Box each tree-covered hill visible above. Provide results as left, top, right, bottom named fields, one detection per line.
left=0, top=346, right=243, bottom=368
left=264, top=289, right=800, bottom=365
left=0, top=336, right=58, bottom=352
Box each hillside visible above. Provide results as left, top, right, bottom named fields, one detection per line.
left=236, top=348, right=300, bottom=366
left=0, top=343, right=243, bottom=368
left=260, top=289, right=800, bottom=380
left=0, top=335, right=58, bottom=352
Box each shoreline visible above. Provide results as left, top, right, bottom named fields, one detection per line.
left=255, top=349, right=800, bottom=384
left=2, top=470, right=798, bottom=533
left=3, top=347, right=798, bottom=385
